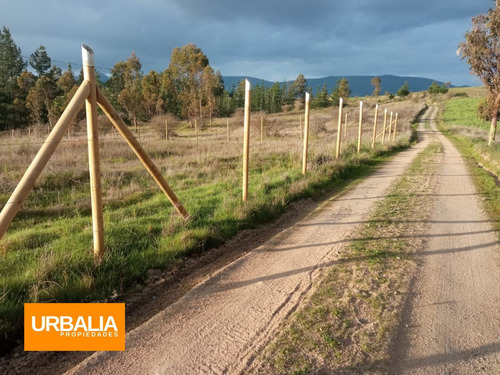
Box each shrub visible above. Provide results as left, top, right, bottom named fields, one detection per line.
left=151, top=114, right=179, bottom=139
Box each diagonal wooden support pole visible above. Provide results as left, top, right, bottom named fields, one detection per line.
left=388, top=111, right=394, bottom=143
left=392, top=113, right=399, bottom=141
left=96, top=87, right=189, bottom=219
left=382, top=109, right=388, bottom=145
left=0, top=81, right=90, bottom=241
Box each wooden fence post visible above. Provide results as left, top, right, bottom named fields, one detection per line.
left=195, top=119, right=198, bottom=142
left=382, top=109, right=388, bottom=145
left=0, top=81, right=90, bottom=242
left=82, top=44, right=105, bottom=259
left=336, top=98, right=343, bottom=159
left=302, top=92, right=311, bottom=175
left=357, top=101, right=363, bottom=154
left=226, top=118, right=230, bottom=142
left=371, top=104, right=379, bottom=149
left=165, top=119, right=169, bottom=141
left=242, top=79, right=251, bottom=202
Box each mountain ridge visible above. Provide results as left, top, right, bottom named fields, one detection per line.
left=222, top=74, right=460, bottom=97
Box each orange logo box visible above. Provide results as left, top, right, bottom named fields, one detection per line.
left=24, top=303, right=125, bottom=351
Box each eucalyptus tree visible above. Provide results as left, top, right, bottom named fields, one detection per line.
left=459, top=0, right=500, bottom=145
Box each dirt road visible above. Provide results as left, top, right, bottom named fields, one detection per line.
left=65, top=111, right=434, bottom=375
left=65, top=106, right=500, bottom=374
left=390, top=109, right=500, bottom=374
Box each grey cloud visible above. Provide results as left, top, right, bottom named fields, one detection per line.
left=0, top=0, right=494, bottom=85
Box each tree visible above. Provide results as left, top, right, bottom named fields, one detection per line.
left=428, top=81, right=449, bottom=94
left=200, top=65, right=218, bottom=123
left=396, top=81, right=410, bottom=97
left=105, top=60, right=128, bottom=108
left=291, top=73, right=307, bottom=103
left=116, top=52, right=144, bottom=131
left=459, top=1, right=500, bottom=145
left=267, top=82, right=283, bottom=113
left=26, top=75, right=58, bottom=125
left=331, top=78, right=350, bottom=105
left=0, top=27, right=25, bottom=87
left=14, top=71, right=36, bottom=125
left=313, top=84, right=330, bottom=108
left=371, top=76, right=381, bottom=97
left=142, top=70, right=163, bottom=119
left=29, top=45, right=51, bottom=77
left=0, top=26, right=26, bottom=129
left=57, top=64, right=76, bottom=94
left=162, top=43, right=211, bottom=120
left=251, top=82, right=266, bottom=112
left=231, top=81, right=246, bottom=109
left=477, top=98, right=500, bottom=121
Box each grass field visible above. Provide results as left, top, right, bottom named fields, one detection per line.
left=437, top=87, right=500, bottom=237
left=0, top=97, right=424, bottom=353
left=441, top=96, right=490, bottom=130
left=437, top=86, right=500, bottom=175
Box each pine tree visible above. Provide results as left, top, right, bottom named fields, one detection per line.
left=396, top=81, right=410, bottom=97
left=0, top=26, right=27, bottom=130
left=29, top=45, right=52, bottom=77
left=266, top=82, right=283, bottom=113
left=0, top=27, right=25, bottom=87
left=314, top=84, right=330, bottom=108
left=331, top=78, right=350, bottom=106
left=291, top=74, right=307, bottom=103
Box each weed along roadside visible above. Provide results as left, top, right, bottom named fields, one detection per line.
left=0, top=46, right=426, bottom=358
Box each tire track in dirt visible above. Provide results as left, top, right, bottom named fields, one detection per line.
left=390, top=108, right=500, bottom=374
left=65, top=109, right=436, bottom=375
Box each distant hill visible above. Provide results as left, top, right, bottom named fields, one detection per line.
left=222, top=75, right=458, bottom=97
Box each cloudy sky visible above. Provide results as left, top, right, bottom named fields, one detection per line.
left=0, top=0, right=494, bottom=86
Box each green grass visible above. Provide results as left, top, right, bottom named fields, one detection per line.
left=437, top=123, right=500, bottom=235
left=256, top=142, right=442, bottom=374
left=439, top=91, right=500, bottom=220
left=0, top=135, right=416, bottom=354
left=441, top=97, right=490, bottom=130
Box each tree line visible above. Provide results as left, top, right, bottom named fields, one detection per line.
left=1, top=26, right=411, bottom=132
